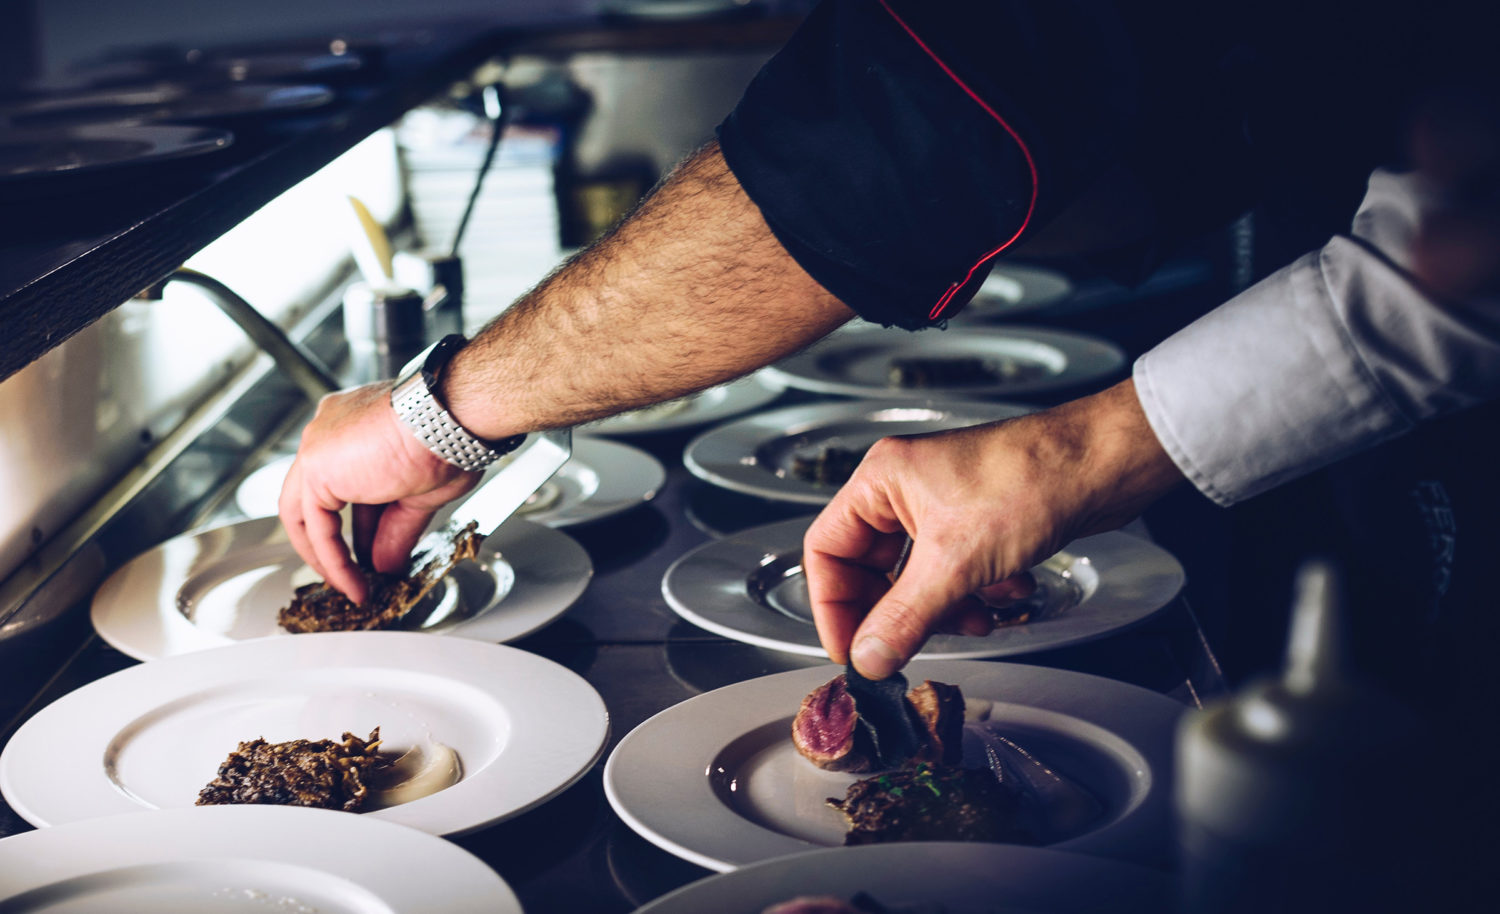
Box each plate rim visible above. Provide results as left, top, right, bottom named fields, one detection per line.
left=764, top=326, right=1126, bottom=399
left=660, top=517, right=1185, bottom=659
left=2, top=81, right=336, bottom=127
left=0, top=122, right=233, bottom=181
left=0, top=631, right=611, bottom=837
left=632, top=842, right=1173, bottom=914
left=0, top=804, right=522, bottom=913
left=234, top=437, right=664, bottom=527
left=603, top=659, right=1184, bottom=873
left=958, top=263, right=1077, bottom=319
left=682, top=398, right=1037, bottom=505
left=583, top=371, right=786, bottom=435
left=90, top=514, right=592, bottom=662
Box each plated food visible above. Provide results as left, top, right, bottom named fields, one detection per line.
left=0, top=632, right=610, bottom=836
left=279, top=522, right=483, bottom=633
left=683, top=399, right=1035, bottom=505
left=603, top=660, right=1183, bottom=872
left=661, top=517, right=1184, bottom=659
left=765, top=326, right=1125, bottom=400
left=91, top=515, right=591, bottom=661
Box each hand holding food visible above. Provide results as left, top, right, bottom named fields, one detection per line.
left=803, top=378, right=1183, bottom=680
left=278, top=382, right=480, bottom=605
left=278, top=522, right=483, bottom=633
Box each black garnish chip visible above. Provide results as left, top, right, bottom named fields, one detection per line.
left=844, top=665, right=924, bottom=769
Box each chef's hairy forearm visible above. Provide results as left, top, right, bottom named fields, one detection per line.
left=437, top=141, right=854, bottom=441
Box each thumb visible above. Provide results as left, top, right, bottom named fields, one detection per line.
left=848, top=539, right=976, bottom=680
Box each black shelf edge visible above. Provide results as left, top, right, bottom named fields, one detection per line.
left=0, top=24, right=505, bottom=384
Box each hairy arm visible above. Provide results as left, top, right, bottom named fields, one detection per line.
left=280, top=141, right=853, bottom=602
left=441, top=141, right=853, bottom=438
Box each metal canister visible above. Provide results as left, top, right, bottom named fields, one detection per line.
left=341, top=282, right=426, bottom=382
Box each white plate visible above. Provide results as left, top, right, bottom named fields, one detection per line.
left=0, top=805, right=520, bottom=913
left=683, top=399, right=1035, bottom=504
left=582, top=372, right=785, bottom=435
left=604, top=660, right=1183, bottom=872
left=957, top=264, right=1076, bottom=320
left=634, top=843, right=1171, bottom=914
left=661, top=518, right=1184, bottom=659
left=0, top=632, right=610, bottom=837
left=91, top=515, right=591, bottom=662
left=236, top=438, right=664, bottom=527
left=765, top=326, right=1126, bottom=400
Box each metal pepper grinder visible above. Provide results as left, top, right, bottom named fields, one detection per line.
left=1174, top=560, right=1422, bottom=913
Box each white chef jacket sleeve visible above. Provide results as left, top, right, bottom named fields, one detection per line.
left=1133, top=169, right=1500, bottom=506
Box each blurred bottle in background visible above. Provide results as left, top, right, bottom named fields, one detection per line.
left=1174, top=560, right=1428, bottom=913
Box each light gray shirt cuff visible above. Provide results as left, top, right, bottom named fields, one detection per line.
left=1133, top=170, right=1500, bottom=506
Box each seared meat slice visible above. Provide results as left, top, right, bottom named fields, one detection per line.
left=278, top=521, right=482, bottom=633
left=906, top=680, right=965, bottom=767
left=761, top=898, right=866, bottom=914
left=792, top=673, right=964, bottom=772
left=762, top=895, right=927, bottom=914
left=196, top=728, right=383, bottom=812
left=792, top=674, right=876, bottom=772
left=828, top=763, right=1034, bottom=846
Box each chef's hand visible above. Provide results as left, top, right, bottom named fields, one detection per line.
left=803, top=379, right=1184, bottom=679
left=278, top=382, right=480, bottom=604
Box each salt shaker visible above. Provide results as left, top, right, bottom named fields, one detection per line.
left=1175, top=560, right=1421, bottom=913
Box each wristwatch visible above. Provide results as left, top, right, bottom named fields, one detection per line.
left=390, top=334, right=525, bottom=471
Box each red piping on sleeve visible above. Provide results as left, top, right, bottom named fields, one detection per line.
left=875, top=0, right=1040, bottom=321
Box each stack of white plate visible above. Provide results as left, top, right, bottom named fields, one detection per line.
left=396, top=108, right=567, bottom=328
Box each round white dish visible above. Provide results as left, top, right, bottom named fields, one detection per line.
left=0, top=805, right=521, bottom=913
left=582, top=371, right=785, bottom=435
left=683, top=399, right=1035, bottom=504
left=0, top=631, right=610, bottom=837
left=634, top=842, right=1171, bottom=914
left=235, top=438, right=664, bottom=527
left=765, top=326, right=1126, bottom=400
left=603, top=660, right=1183, bottom=872
left=960, top=263, right=1076, bottom=319
left=661, top=518, right=1184, bottom=659
left=91, top=515, right=591, bottom=661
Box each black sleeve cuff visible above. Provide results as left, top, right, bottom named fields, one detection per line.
left=718, top=1, right=1160, bottom=328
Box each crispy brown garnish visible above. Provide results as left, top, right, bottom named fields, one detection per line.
left=278, top=522, right=482, bottom=633
left=827, top=762, right=1034, bottom=846
left=196, top=728, right=383, bottom=812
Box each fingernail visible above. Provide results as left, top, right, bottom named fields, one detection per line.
left=851, top=636, right=902, bottom=680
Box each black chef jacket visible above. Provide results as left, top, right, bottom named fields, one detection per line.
left=717, top=0, right=1463, bottom=330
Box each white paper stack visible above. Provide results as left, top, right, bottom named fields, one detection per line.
left=397, top=107, right=568, bottom=330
